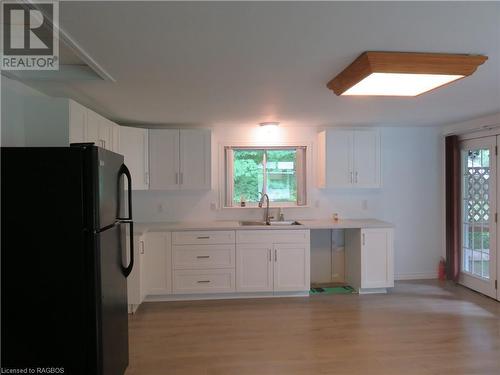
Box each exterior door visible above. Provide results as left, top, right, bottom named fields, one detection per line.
left=460, top=137, right=497, bottom=299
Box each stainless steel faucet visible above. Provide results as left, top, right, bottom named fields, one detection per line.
left=258, top=192, right=271, bottom=225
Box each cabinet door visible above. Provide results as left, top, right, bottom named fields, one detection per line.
left=120, top=126, right=149, bottom=190
left=353, top=130, right=380, bottom=188
left=236, top=244, right=273, bottom=292
left=86, top=110, right=100, bottom=146
left=149, top=129, right=180, bottom=190
left=69, top=100, right=87, bottom=144
left=327, top=130, right=353, bottom=187
left=143, top=232, right=172, bottom=295
left=127, top=233, right=143, bottom=310
left=98, top=117, right=113, bottom=151
left=273, top=243, right=310, bottom=292
left=361, top=228, right=394, bottom=288
left=179, top=129, right=211, bottom=189
left=111, top=123, right=120, bottom=153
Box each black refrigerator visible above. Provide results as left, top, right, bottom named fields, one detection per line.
left=1, top=144, right=134, bottom=375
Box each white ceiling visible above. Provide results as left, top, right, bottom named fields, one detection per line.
left=50, top=1, right=500, bottom=127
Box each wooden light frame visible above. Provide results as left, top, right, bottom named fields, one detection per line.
left=327, top=51, right=488, bottom=96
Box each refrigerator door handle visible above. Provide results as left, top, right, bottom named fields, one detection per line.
left=121, top=220, right=134, bottom=277
left=117, top=164, right=133, bottom=221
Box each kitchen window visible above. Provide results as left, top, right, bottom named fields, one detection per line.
left=224, top=146, right=307, bottom=207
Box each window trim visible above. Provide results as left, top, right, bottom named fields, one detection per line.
left=222, top=145, right=308, bottom=208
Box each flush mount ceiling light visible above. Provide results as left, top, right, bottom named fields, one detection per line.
left=327, top=52, right=488, bottom=97
left=259, top=122, right=280, bottom=127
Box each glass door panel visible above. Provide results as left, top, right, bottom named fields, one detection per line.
left=460, top=137, right=497, bottom=299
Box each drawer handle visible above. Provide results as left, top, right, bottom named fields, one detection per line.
left=197, top=280, right=211, bottom=283
left=197, top=255, right=210, bottom=259
left=197, top=236, right=210, bottom=239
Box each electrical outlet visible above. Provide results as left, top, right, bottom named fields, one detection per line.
left=158, top=203, right=165, bottom=213
left=210, top=202, right=217, bottom=210
left=362, top=200, right=368, bottom=210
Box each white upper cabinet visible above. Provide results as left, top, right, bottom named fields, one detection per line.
left=84, top=108, right=100, bottom=146
left=353, top=130, right=381, bottom=188
left=69, top=100, right=86, bottom=143
left=149, top=129, right=180, bottom=190
left=97, top=116, right=113, bottom=151
left=149, top=129, right=211, bottom=190
left=120, top=126, right=149, bottom=190
left=317, top=129, right=381, bottom=188
left=68, top=100, right=120, bottom=153
left=179, top=129, right=211, bottom=189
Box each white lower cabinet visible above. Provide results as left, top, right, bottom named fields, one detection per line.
left=236, top=244, right=274, bottom=292
left=173, top=269, right=236, bottom=294
left=236, top=230, right=311, bottom=293
left=142, top=232, right=172, bottom=295
left=171, top=230, right=236, bottom=294
left=127, top=232, right=145, bottom=313
left=346, top=228, right=394, bottom=293
left=274, top=243, right=310, bottom=292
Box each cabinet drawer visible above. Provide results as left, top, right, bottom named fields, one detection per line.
left=172, top=245, right=235, bottom=269
left=173, top=269, right=235, bottom=294
left=172, top=231, right=235, bottom=245
left=236, top=230, right=310, bottom=244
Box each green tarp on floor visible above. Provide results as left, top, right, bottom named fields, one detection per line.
left=310, top=286, right=355, bottom=295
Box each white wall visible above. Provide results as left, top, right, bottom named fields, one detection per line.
left=133, top=125, right=444, bottom=279
left=1, top=76, right=69, bottom=147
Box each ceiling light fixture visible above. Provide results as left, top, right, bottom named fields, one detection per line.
left=327, top=51, right=487, bottom=97
left=259, top=122, right=280, bottom=127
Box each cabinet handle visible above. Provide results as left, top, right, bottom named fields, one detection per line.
left=180, top=172, right=183, bottom=185
left=144, top=171, right=149, bottom=185
left=350, top=171, right=353, bottom=184
left=140, top=240, right=145, bottom=254
left=268, top=249, right=272, bottom=262
left=274, top=249, right=277, bottom=262
left=197, top=255, right=210, bottom=259
left=355, top=171, right=358, bottom=183
left=197, top=236, right=210, bottom=239
left=362, top=233, right=365, bottom=246
left=197, top=280, right=211, bottom=283
left=175, top=172, right=179, bottom=184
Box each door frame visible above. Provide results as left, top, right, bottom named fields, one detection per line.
left=459, top=136, right=498, bottom=299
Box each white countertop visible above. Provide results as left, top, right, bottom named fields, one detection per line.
left=134, top=218, right=393, bottom=234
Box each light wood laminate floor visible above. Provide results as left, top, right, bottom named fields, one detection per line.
left=126, top=281, right=500, bottom=375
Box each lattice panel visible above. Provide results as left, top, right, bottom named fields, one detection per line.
left=467, top=166, right=490, bottom=223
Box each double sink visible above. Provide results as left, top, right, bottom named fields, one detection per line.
left=239, top=220, right=302, bottom=226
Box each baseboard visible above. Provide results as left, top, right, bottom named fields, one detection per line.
left=143, top=291, right=309, bottom=302
left=395, top=272, right=438, bottom=280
